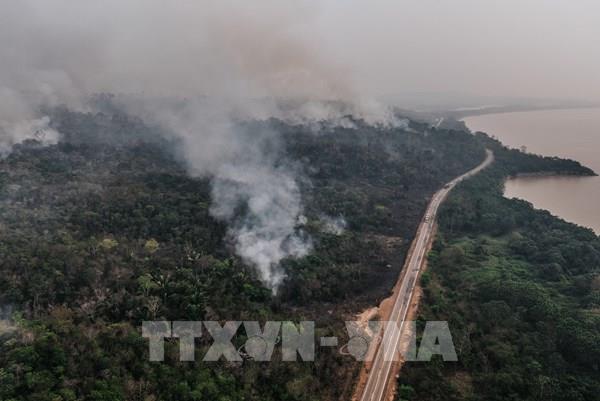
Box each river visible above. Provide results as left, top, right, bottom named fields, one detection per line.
left=464, top=108, right=600, bottom=234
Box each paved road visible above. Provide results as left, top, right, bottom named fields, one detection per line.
left=359, top=149, right=494, bottom=401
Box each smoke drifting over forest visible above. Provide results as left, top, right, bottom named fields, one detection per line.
left=0, top=0, right=401, bottom=289
left=6, top=0, right=597, bottom=289
left=0, top=1, right=397, bottom=120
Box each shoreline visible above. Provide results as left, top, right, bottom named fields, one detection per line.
left=455, top=104, right=600, bottom=120
left=464, top=109, right=600, bottom=235
left=507, top=170, right=598, bottom=179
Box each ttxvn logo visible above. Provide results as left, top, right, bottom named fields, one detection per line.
left=142, top=320, right=457, bottom=362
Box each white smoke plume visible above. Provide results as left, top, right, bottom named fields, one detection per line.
left=211, top=163, right=311, bottom=289
left=123, top=98, right=312, bottom=290
left=0, top=304, right=16, bottom=335
left=0, top=115, right=60, bottom=158
left=0, top=0, right=403, bottom=290
left=319, top=215, right=348, bottom=236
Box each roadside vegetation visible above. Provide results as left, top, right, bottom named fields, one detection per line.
left=398, top=134, right=600, bottom=401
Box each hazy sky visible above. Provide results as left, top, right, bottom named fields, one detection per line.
left=1, top=0, right=599, bottom=105
left=314, top=0, right=600, bottom=101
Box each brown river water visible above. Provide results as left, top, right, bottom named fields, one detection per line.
left=464, top=108, right=600, bottom=234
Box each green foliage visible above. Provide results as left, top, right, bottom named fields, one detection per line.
left=144, top=238, right=160, bottom=253
left=400, top=139, right=600, bottom=401
left=1, top=111, right=488, bottom=400
left=6, top=109, right=596, bottom=400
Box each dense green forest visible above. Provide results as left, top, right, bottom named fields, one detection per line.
left=0, top=109, right=489, bottom=401
left=397, top=134, right=600, bottom=401
left=0, top=108, right=596, bottom=400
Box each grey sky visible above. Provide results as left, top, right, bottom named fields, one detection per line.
left=1, top=0, right=599, bottom=106
left=314, top=0, right=600, bottom=101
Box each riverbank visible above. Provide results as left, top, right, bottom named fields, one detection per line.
left=508, top=170, right=598, bottom=179
left=452, top=104, right=600, bottom=120
left=465, top=108, right=600, bottom=234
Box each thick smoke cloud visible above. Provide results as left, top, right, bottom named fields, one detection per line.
left=211, top=162, right=311, bottom=289
left=0, top=1, right=400, bottom=122
left=0, top=0, right=399, bottom=290
left=123, top=98, right=313, bottom=289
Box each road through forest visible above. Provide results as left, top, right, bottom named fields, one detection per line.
left=357, top=149, right=494, bottom=401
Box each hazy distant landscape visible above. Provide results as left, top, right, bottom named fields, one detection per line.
left=1, top=1, right=599, bottom=401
